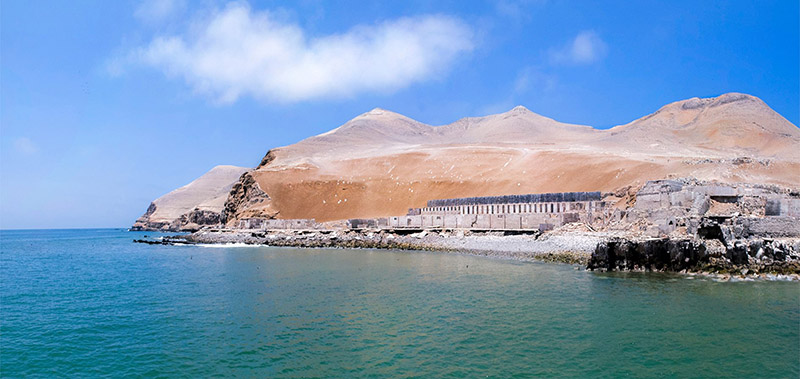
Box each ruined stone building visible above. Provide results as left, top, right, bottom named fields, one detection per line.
left=626, top=179, right=800, bottom=239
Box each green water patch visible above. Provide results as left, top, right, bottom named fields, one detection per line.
left=1, top=229, right=798, bottom=377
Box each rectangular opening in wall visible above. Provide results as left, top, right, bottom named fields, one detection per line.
left=563, top=213, right=579, bottom=223
left=765, top=200, right=781, bottom=216
left=710, top=195, right=739, bottom=204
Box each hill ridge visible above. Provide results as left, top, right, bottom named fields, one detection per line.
left=134, top=92, right=799, bottom=230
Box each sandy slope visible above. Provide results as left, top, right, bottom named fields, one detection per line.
left=142, top=165, right=249, bottom=223
left=237, top=93, right=798, bottom=223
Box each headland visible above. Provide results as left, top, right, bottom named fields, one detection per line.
left=132, top=94, right=800, bottom=279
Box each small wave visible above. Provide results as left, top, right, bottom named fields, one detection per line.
left=196, top=243, right=262, bottom=248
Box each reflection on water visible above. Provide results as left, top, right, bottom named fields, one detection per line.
left=1, top=229, right=798, bottom=377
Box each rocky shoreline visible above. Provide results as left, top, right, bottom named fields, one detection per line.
left=137, top=227, right=800, bottom=281
left=590, top=237, right=800, bottom=277
left=181, top=228, right=599, bottom=265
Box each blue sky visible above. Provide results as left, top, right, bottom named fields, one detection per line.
left=1, top=0, right=798, bottom=229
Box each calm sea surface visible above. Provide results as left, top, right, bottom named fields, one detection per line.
left=1, top=229, right=798, bottom=377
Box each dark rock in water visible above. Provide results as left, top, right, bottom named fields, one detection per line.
left=133, top=236, right=194, bottom=246
left=729, top=241, right=749, bottom=265
left=590, top=237, right=800, bottom=274
left=589, top=238, right=708, bottom=272
left=133, top=239, right=169, bottom=245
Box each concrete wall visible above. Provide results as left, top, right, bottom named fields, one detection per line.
left=240, top=198, right=611, bottom=231
left=427, top=191, right=601, bottom=208
left=736, top=216, right=800, bottom=238
left=418, top=200, right=598, bottom=216
left=238, top=218, right=320, bottom=230
left=779, top=198, right=800, bottom=217
left=238, top=181, right=796, bottom=234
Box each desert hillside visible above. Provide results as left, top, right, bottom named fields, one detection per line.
left=134, top=93, right=799, bottom=230
left=133, top=165, right=248, bottom=230
left=226, top=93, right=798, bottom=224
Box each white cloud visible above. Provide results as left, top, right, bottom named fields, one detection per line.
left=549, top=30, right=607, bottom=65
left=135, top=0, right=186, bottom=24
left=494, top=0, right=547, bottom=21
left=13, top=137, right=38, bottom=155
left=130, top=2, right=474, bottom=103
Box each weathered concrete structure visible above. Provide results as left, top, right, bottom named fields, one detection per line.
left=237, top=218, right=323, bottom=230
left=387, top=191, right=610, bottom=230
left=589, top=180, right=800, bottom=274
left=626, top=179, right=800, bottom=238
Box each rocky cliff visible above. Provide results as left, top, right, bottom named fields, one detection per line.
left=220, top=171, right=278, bottom=224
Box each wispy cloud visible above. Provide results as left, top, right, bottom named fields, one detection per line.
left=549, top=30, right=607, bottom=65
left=126, top=2, right=474, bottom=103
left=494, top=0, right=547, bottom=22
left=13, top=137, right=38, bottom=155
left=514, top=66, right=557, bottom=94
left=135, top=0, right=186, bottom=24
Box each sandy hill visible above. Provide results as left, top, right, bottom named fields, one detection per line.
left=602, top=93, right=799, bottom=157
left=133, top=165, right=248, bottom=230
left=134, top=93, right=799, bottom=229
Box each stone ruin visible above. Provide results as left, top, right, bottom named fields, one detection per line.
left=589, top=179, right=800, bottom=273
left=622, top=179, right=800, bottom=239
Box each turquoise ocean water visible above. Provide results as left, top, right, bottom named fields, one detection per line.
left=1, top=229, right=798, bottom=377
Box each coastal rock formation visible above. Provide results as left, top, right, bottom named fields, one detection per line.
left=132, top=165, right=248, bottom=231
left=221, top=171, right=279, bottom=224
left=589, top=237, right=800, bottom=275
left=587, top=178, right=800, bottom=274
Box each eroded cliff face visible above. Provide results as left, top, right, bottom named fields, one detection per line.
left=132, top=205, right=224, bottom=232
left=131, top=203, right=172, bottom=231
left=221, top=171, right=279, bottom=225
left=589, top=237, right=800, bottom=274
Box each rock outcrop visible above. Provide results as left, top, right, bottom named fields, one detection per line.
left=589, top=237, right=800, bottom=275
left=220, top=171, right=279, bottom=225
